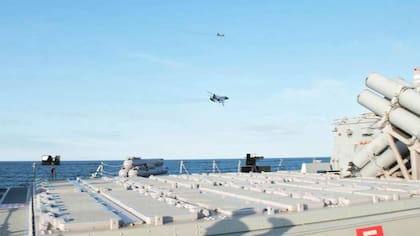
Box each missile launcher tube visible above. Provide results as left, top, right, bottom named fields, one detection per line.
left=394, top=77, right=414, bottom=88
left=366, top=73, right=404, bottom=99
left=388, top=108, right=420, bottom=139
left=357, top=90, right=390, bottom=116
left=352, top=134, right=389, bottom=169
left=366, top=73, right=420, bottom=116
left=398, top=89, right=420, bottom=117
left=128, top=168, right=138, bottom=177
left=359, top=141, right=409, bottom=177
left=118, top=169, right=128, bottom=177
left=123, top=158, right=164, bottom=169
left=358, top=90, right=420, bottom=139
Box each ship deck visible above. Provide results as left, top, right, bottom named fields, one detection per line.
left=30, top=171, right=420, bottom=235
left=0, top=187, right=30, bottom=236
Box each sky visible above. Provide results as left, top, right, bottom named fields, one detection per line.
left=0, top=1, right=419, bottom=161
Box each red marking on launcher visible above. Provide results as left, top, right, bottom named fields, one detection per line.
left=356, top=225, right=384, bottom=236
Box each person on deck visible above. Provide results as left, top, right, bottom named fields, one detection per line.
left=50, top=163, right=56, bottom=179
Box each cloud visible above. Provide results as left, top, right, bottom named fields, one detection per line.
left=131, top=52, right=187, bottom=68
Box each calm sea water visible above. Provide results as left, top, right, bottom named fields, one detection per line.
left=0, top=157, right=329, bottom=188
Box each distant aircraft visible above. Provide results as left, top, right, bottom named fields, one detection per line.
left=216, top=33, right=225, bottom=37
left=208, top=92, right=229, bottom=106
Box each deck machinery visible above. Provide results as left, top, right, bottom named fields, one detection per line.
left=240, top=153, right=271, bottom=173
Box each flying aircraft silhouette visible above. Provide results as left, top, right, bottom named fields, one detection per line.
left=208, top=92, right=229, bottom=106
left=216, top=33, right=225, bottom=37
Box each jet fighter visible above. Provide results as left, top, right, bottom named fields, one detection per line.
left=208, top=92, right=229, bottom=106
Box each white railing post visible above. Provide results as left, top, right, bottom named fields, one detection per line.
left=100, top=162, right=104, bottom=176
left=278, top=159, right=284, bottom=171
left=212, top=160, right=221, bottom=173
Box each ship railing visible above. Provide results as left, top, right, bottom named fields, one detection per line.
left=212, top=160, right=221, bottom=174
left=278, top=159, right=284, bottom=171
left=91, top=162, right=120, bottom=178
left=179, top=160, right=190, bottom=175
left=179, top=160, right=224, bottom=175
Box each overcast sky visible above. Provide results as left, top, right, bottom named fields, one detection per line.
left=1, top=1, right=419, bottom=160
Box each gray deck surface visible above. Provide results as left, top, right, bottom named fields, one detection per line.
left=32, top=172, right=420, bottom=235
left=0, top=208, right=28, bottom=236
left=83, top=178, right=197, bottom=224
left=127, top=178, right=267, bottom=215
left=38, top=181, right=120, bottom=232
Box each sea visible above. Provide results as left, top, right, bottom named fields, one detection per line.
left=0, top=157, right=330, bottom=188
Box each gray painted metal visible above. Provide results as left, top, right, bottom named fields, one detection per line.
left=359, top=141, right=409, bottom=177
left=123, top=157, right=164, bottom=169
left=358, top=89, right=420, bottom=139
left=352, top=134, right=388, bottom=169
left=388, top=108, right=420, bottom=139
left=330, top=113, right=381, bottom=174
left=335, top=69, right=420, bottom=179
left=366, top=73, right=405, bottom=99
left=398, top=88, right=420, bottom=116
left=0, top=208, right=29, bottom=235
left=357, top=89, right=390, bottom=116
left=29, top=173, right=420, bottom=235
left=35, top=181, right=121, bottom=233
left=394, top=77, right=414, bottom=88
left=366, top=73, right=420, bottom=116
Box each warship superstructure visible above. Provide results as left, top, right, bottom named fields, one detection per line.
left=1, top=69, right=420, bottom=236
